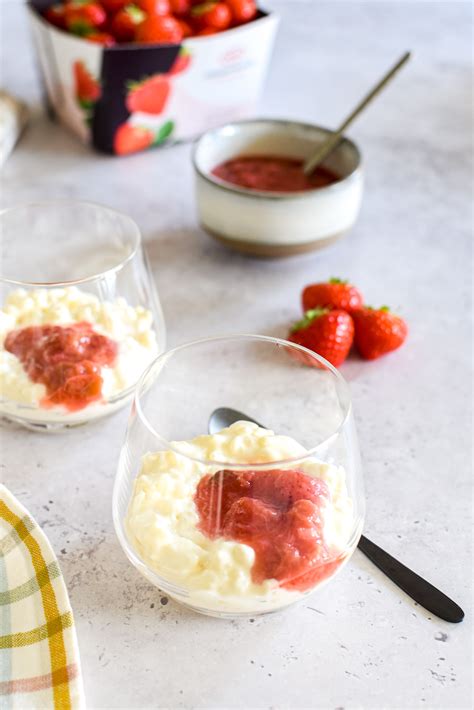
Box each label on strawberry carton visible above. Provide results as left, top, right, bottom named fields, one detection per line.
left=28, top=2, right=279, bottom=156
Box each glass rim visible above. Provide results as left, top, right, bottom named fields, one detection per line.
left=133, top=333, right=353, bottom=468
left=0, top=199, right=142, bottom=287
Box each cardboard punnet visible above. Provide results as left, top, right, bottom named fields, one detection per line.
left=28, top=2, right=279, bottom=155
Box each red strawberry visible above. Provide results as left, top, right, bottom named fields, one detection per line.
left=191, top=2, right=232, bottom=31
left=352, top=306, right=408, bottom=360
left=44, top=4, right=67, bottom=29
left=169, top=0, right=191, bottom=15
left=85, top=31, right=116, bottom=44
left=135, top=13, right=183, bottom=42
left=64, top=1, right=107, bottom=35
left=126, top=74, right=171, bottom=114
left=226, top=0, right=256, bottom=23
left=110, top=4, right=145, bottom=41
left=176, top=18, right=193, bottom=37
left=288, top=308, right=354, bottom=368
left=73, top=60, right=101, bottom=104
left=302, top=277, right=363, bottom=314
left=114, top=123, right=155, bottom=154
left=197, top=26, right=218, bottom=35
left=101, top=0, right=130, bottom=13
left=136, top=0, right=170, bottom=13
left=168, top=48, right=191, bottom=74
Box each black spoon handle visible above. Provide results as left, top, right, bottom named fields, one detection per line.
left=357, top=534, right=464, bottom=623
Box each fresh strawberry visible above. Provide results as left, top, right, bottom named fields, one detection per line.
left=126, top=74, right=170, bottom=114
left=197, top=26, right=218, bottom=34
left=73, top=60, right=101, bottom=105
left=191, top=2, right=231, bottom=31
left=44, top=4, right=67, bottom=29
left=352, top=306, right=407, bottom=360
left=110, top=4, right=145, bottom=41
left=169, top=0, right=191, bottom=15
left=302, top=277, right=364, bottom=314
left=64, top=0, right=107, bottom=35
left=288, top=308, right=354, bottom=368
left=114, top=123, right=155, bottom=154
left=176, top=18, right=193, bottom=37
left=101, top=0, right=130, bottom=13
left=135, top=0, right=170, bottom=13
left=226, top=0, right=256, bottom=23
left=135, top=13, right=183, bottom=42
left=168, top=47, right=191, bottom=74
left=85, top=30, right=116, bottom=44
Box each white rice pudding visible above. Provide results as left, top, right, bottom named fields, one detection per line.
left=126, top=421, right=355, bottom=613
left=0, top=287, right=158, bottom=421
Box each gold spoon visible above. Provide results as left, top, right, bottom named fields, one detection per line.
left=303, top=51, right=411, bottom=176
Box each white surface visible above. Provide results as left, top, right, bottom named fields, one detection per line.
left=0, top=1, right=472, bottom=709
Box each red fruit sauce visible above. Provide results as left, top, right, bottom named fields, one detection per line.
left=4, top=322, right=118, bottom=412
left=194, top=468, right=344, bottom=591
left=211, top=155, right=340, bottom=193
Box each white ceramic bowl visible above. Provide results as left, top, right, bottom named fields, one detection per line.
left=193, top=119, right=363, bottom=257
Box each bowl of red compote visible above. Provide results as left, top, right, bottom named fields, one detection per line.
left=193, top=119, right=364, bottom=257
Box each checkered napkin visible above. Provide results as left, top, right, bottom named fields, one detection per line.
left=0, top=485, right=85, bottom=709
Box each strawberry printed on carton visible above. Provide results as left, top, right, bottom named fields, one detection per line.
left=168, top=47, right=192, bottom=75
left=126, top=74, right=171, bottom=115
left=114, top=119, right=174, bottom=154
left=73, top=60, right=101, bottom=110
left=124, top=50, right=191, bottom=116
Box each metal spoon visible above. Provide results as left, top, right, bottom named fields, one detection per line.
left=303, top=51, right=411, bottom=176
left=209, top=407, right=464, bottom=623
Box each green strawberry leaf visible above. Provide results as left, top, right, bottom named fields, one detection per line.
left=291, top=308, right=328, bottom=332
left=124, top=4, right=145, bottom=21
left=126, top=73, right=163, bottom=94
left=78, top=98, right=94, bottom=111
left=191, top=1, right=216, bottom=16
left=69, top=20, right=91, bottom=36
left=153, top=120, right=174, bottom=145
left=329, top=277, right=347, bottom=285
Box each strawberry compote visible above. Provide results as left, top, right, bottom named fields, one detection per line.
left=212, top=156, right=340, bottom=193
left=4, top=322, right=118, bottom=411
left=195, top=468, right=344, bottom=592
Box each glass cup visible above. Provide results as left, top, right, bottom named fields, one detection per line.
left=0, top=200, right=166, bottom=431
left=113, top=335, right=365, bottom=618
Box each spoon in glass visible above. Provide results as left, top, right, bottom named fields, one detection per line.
left=209, top=407, right=464, bottom=623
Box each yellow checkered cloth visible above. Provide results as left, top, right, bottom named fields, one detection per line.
left=0, top=484, right=85, bottom=709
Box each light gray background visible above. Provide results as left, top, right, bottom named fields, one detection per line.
left=1, top=1, right=472, bottom=708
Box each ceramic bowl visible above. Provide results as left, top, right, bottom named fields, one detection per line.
left=193, top=119, right=363, bottom=257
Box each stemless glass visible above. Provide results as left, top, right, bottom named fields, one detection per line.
left=0, top=200, right=166, bottom=431
left=113, top=335, right=365, bottom=618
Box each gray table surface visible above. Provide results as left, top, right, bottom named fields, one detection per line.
left=1, top=1, right=472, bottom=708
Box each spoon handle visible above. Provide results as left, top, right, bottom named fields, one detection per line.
left=357, top=534, right=464, bottom=623
left=303, top=51, right=411, bottom=175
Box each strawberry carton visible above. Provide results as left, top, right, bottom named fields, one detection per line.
left=28, top=1, right=279, bottom=155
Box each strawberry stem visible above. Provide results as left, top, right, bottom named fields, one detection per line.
left=291, top=308, right=328, bottom=332
left=329, top=277, right=347, bottom=284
